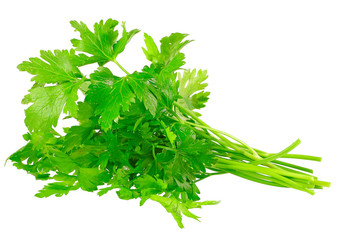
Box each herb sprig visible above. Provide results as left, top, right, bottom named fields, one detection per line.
left=8, top=19, right=330, bottom=228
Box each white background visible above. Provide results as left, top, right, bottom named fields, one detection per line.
left=0, top=0, right=337, bottom=239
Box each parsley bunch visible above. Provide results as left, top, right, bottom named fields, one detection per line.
left=8, top=19, right=330, bottom=228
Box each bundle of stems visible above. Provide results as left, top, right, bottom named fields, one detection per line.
left=172, top=102, right=330, bottom=194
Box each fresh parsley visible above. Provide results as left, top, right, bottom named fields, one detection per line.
left=7, top=19, right=330, bottom=228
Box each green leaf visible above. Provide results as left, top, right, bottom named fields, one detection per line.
left=127, top=72, right=157, bottom=116
left=191, top=91, right=210, bottom=109
left=163, top=52, right=186, bottom=73
left=134, top=175, right=166, bottom=190
left=35, top=182, right=79, bottom=198
left=97, top=185, right=115, bottom=197
left=142, top=32, right=191, bottom=71
left=29, top=131, right=58, bottom=150
left=142, top=33, right=160, bottom=63
left=160, top=121, right=177, bottom=147
left=53, top=172, right=77, bottom=183
left=68, top=49, right=108, bottom=66
left=116, top=188, right=139, bottom=200
left=86, top=78, right=135, bottom=130
left=177, top=69, right=209, bottom=110
left=22, top=81, right=82, bottom=131
left=143, top=67, right=179, bottom=108
left=150, top=195, right=217, bottom=228
left=113, top=22, right=140, bottom=59
left=18, top=49, right=82, bottom=84
left=71, top=19, right=119, bottom=61
left=63, top=81, right=82, bottom=116
left=63, top=125, right=94, bottom=152
left=109, top=169, right=132, bottom=189
left=173, top=124, right=215, bottom=173
left=134, top=175, right=167, bottom=205
left=71, top=19, right=138, bottom=62
left=90, top=66, right=119, bottom=83
left=97, top=151, right=109, bottom=170
left=165, top=127, right=177, bottom=147
left=8, top=143, right=34, bottom=163
left=160, top=33, right=192, bottom=66
left=86, top=68, right=158, bottom=129
left=78, top=168, right=111, bottom=192
left=171, top=154, right=196, bottom=189
left=76, top=102, right=94, bottom=124
left=102, top=132, right=129, bottom=168
left=185, top=200, right=220, bottom=209
left=49, top=149, right=78, bottom=174
left=35, top=174, right=50, bottom=180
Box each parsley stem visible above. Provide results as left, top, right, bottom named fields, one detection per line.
left=173, top=102, right=261, bottom=160
left=113, top=60, right=130, bottom=75
left=280, top=154, right=322, bottom=161
left=156, top=145, right=177, bottom=152
left=213, top=157, right=315, bottom=194
left=152, top=145, right=158, bottom=173
left=173, top=102, right=302, bottom=173
left=187, top=121, right=260, bottom=157
left=215, top=157, right=315, bottom=181
left=252, top=139, right=301, bottom=165
left=230, top=142, right=322, bottom=161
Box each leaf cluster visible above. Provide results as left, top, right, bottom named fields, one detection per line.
left=9, top=19, right=216, bottom=228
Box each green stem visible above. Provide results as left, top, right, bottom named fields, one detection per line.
left=271, top=160, right=313, bottom=174
left=314, top=180, right=331, bottom=188
left=214, top=158, right=315, bottom=194
left=276, top=154, right=322, bottom=162
left=152, top=145, right=158, bottom=173
left=215, top=157, right=314, bottom=181
left=113, top=60, right=130, bottom=75
left=186, top=121, right=260, bottom=158
left=155, top=145, right=177, bottom=152
left=252, top=139, right=301, bottom=165
left=173, top=102, right=261, bottom=160
left=231, top=142, right=322, bottom=162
